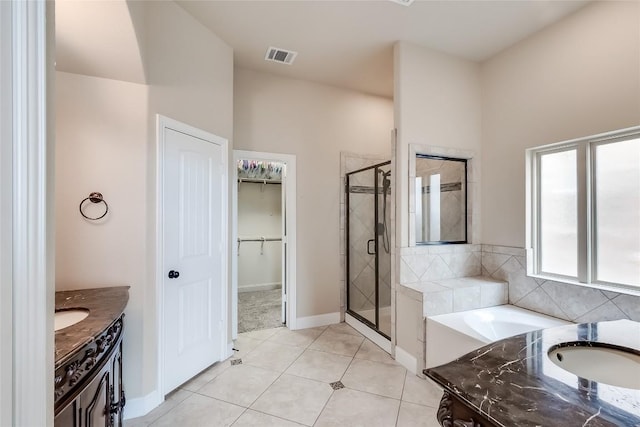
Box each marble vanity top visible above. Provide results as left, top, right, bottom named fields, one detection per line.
left=55, top=286, right=129, bottom=369
left=425, top=319, right=640, bottom=427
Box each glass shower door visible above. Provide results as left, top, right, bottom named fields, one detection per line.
left=346, top=161, right=391, bottom=339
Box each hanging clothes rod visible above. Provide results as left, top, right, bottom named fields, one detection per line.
left=238, top=178, right=282, bottom=185
left=237, top=237, right=282, bottom=255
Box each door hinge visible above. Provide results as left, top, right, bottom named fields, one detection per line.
left=282, top=294, right=287, bottom=303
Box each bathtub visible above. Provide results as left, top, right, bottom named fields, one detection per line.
left=426, top=305, right=571, bottom=368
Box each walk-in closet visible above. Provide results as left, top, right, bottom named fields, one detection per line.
left=236, top=159, right=285, bottom=332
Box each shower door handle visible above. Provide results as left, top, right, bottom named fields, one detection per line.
left=367, top=239, right=376, bottom=255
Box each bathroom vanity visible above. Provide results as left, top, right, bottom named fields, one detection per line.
left=54, top=287, right=129, bottom=427
left=425, top=319, right=640, bottom=427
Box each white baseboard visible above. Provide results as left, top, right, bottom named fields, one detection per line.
left=238, top=282, right=281, bottom=293
left=294, top=312, right=340, bottom=330
left=123, top=389, right=163, bottom=420
left=395, top=346, right=417, bottom=375
left=344, top=313, right=391, bottom=353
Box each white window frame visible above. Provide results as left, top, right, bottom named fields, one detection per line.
left=526, top=126, right=640, bottom=296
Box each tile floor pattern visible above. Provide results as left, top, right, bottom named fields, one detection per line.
left=125, top=323, right=444, bottom=427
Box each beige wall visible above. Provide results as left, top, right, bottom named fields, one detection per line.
left=481, top=1, right=640, bottom=247
left=55, top=0, right=234, bottom=405
left=55, top=71, right=149, bottom=397
left=393, top=42, right=482, bottom=248
left=139, top=1, right=234, bottom=400
left=233, top=68, right=393, bottom=318
left=138, top=2, right=234, bottom=139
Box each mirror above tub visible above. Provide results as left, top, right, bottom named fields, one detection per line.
left=415, top=154, right=467, bottom=244
left=408, top=144, right=477, bottom=246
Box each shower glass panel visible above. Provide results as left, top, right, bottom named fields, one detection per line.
left=346, top=161, right=391, bottom=339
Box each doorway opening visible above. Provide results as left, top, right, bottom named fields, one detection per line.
left=232, top=150, right=297, bottom=337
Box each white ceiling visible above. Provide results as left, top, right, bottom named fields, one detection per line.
left=54, top=1, right=590, bottom=97
left=177, top=0, right=590, bottom=98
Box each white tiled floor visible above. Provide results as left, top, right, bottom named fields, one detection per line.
left=125, top=323, right=443, bottom=427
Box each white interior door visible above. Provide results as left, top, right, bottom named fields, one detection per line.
left=163, top=124, right=227, bottom=394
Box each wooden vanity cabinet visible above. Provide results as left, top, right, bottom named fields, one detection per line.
left=54, top=317, right=125, bottom=427
left=434, top=391, right=497, bottom=427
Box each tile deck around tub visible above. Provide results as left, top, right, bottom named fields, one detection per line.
left=125, top=324, right=443, bottom=427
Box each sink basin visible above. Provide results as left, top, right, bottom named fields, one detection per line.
left=549, top=345, right=640, bottom=389
left=55, top=309, right=90, bottom=331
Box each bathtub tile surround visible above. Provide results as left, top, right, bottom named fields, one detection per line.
left=399, top=244, right=482, bottom=284
left=125, top=324, right=443, bottom=427
left=481, top=245, right=640, bottom=322
left=395, top=243, right=638, bottom=376
left=396, top=275, right=508, bottom=376
left=399, top=275, right=508, bottom=317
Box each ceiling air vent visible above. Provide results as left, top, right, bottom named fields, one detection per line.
left=265, top=47, right=297, bottom=65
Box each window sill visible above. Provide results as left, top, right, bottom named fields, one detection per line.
left=527, top=273, right=640, bottom=297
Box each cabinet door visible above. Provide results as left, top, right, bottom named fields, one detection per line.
left=80, top=364, right=110, bottom=427
left=110, top=342, right=124, bottom=427
left=54, top=400, right=78, bottom=427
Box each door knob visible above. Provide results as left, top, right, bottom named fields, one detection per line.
left=168, top=270, right=180, bottom=279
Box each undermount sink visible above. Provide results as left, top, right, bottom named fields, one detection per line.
left=55, top=309, right=90, bottom=331
left=549, top=344, right=640, bottom=390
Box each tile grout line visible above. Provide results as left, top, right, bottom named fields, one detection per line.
left=227, top=406, right=250, bottom=427
left=235, top=326, right=329, bottom=423
left=144, top=388, right=194, bottom=426
left=394, top=370, right=408, bottom=426
left=310, top=326, right=367, bottom=426
left=337, top=335, right=366, bottom=382
left=233, top=407, right=307, bottom=426
left=187, top=328, right=312, bottom=424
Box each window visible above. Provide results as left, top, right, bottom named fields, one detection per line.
left=526, top=127, right=640, bottom=293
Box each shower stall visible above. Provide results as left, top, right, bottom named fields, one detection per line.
left=345, top=161, right=392, bottom=339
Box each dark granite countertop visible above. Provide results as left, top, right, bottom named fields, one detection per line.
left=425, top=319, right=640, bottom=427
left=55, top=286, right=129, bottom=369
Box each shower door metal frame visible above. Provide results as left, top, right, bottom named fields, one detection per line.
left=345, top=161, right=391, bottom=340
